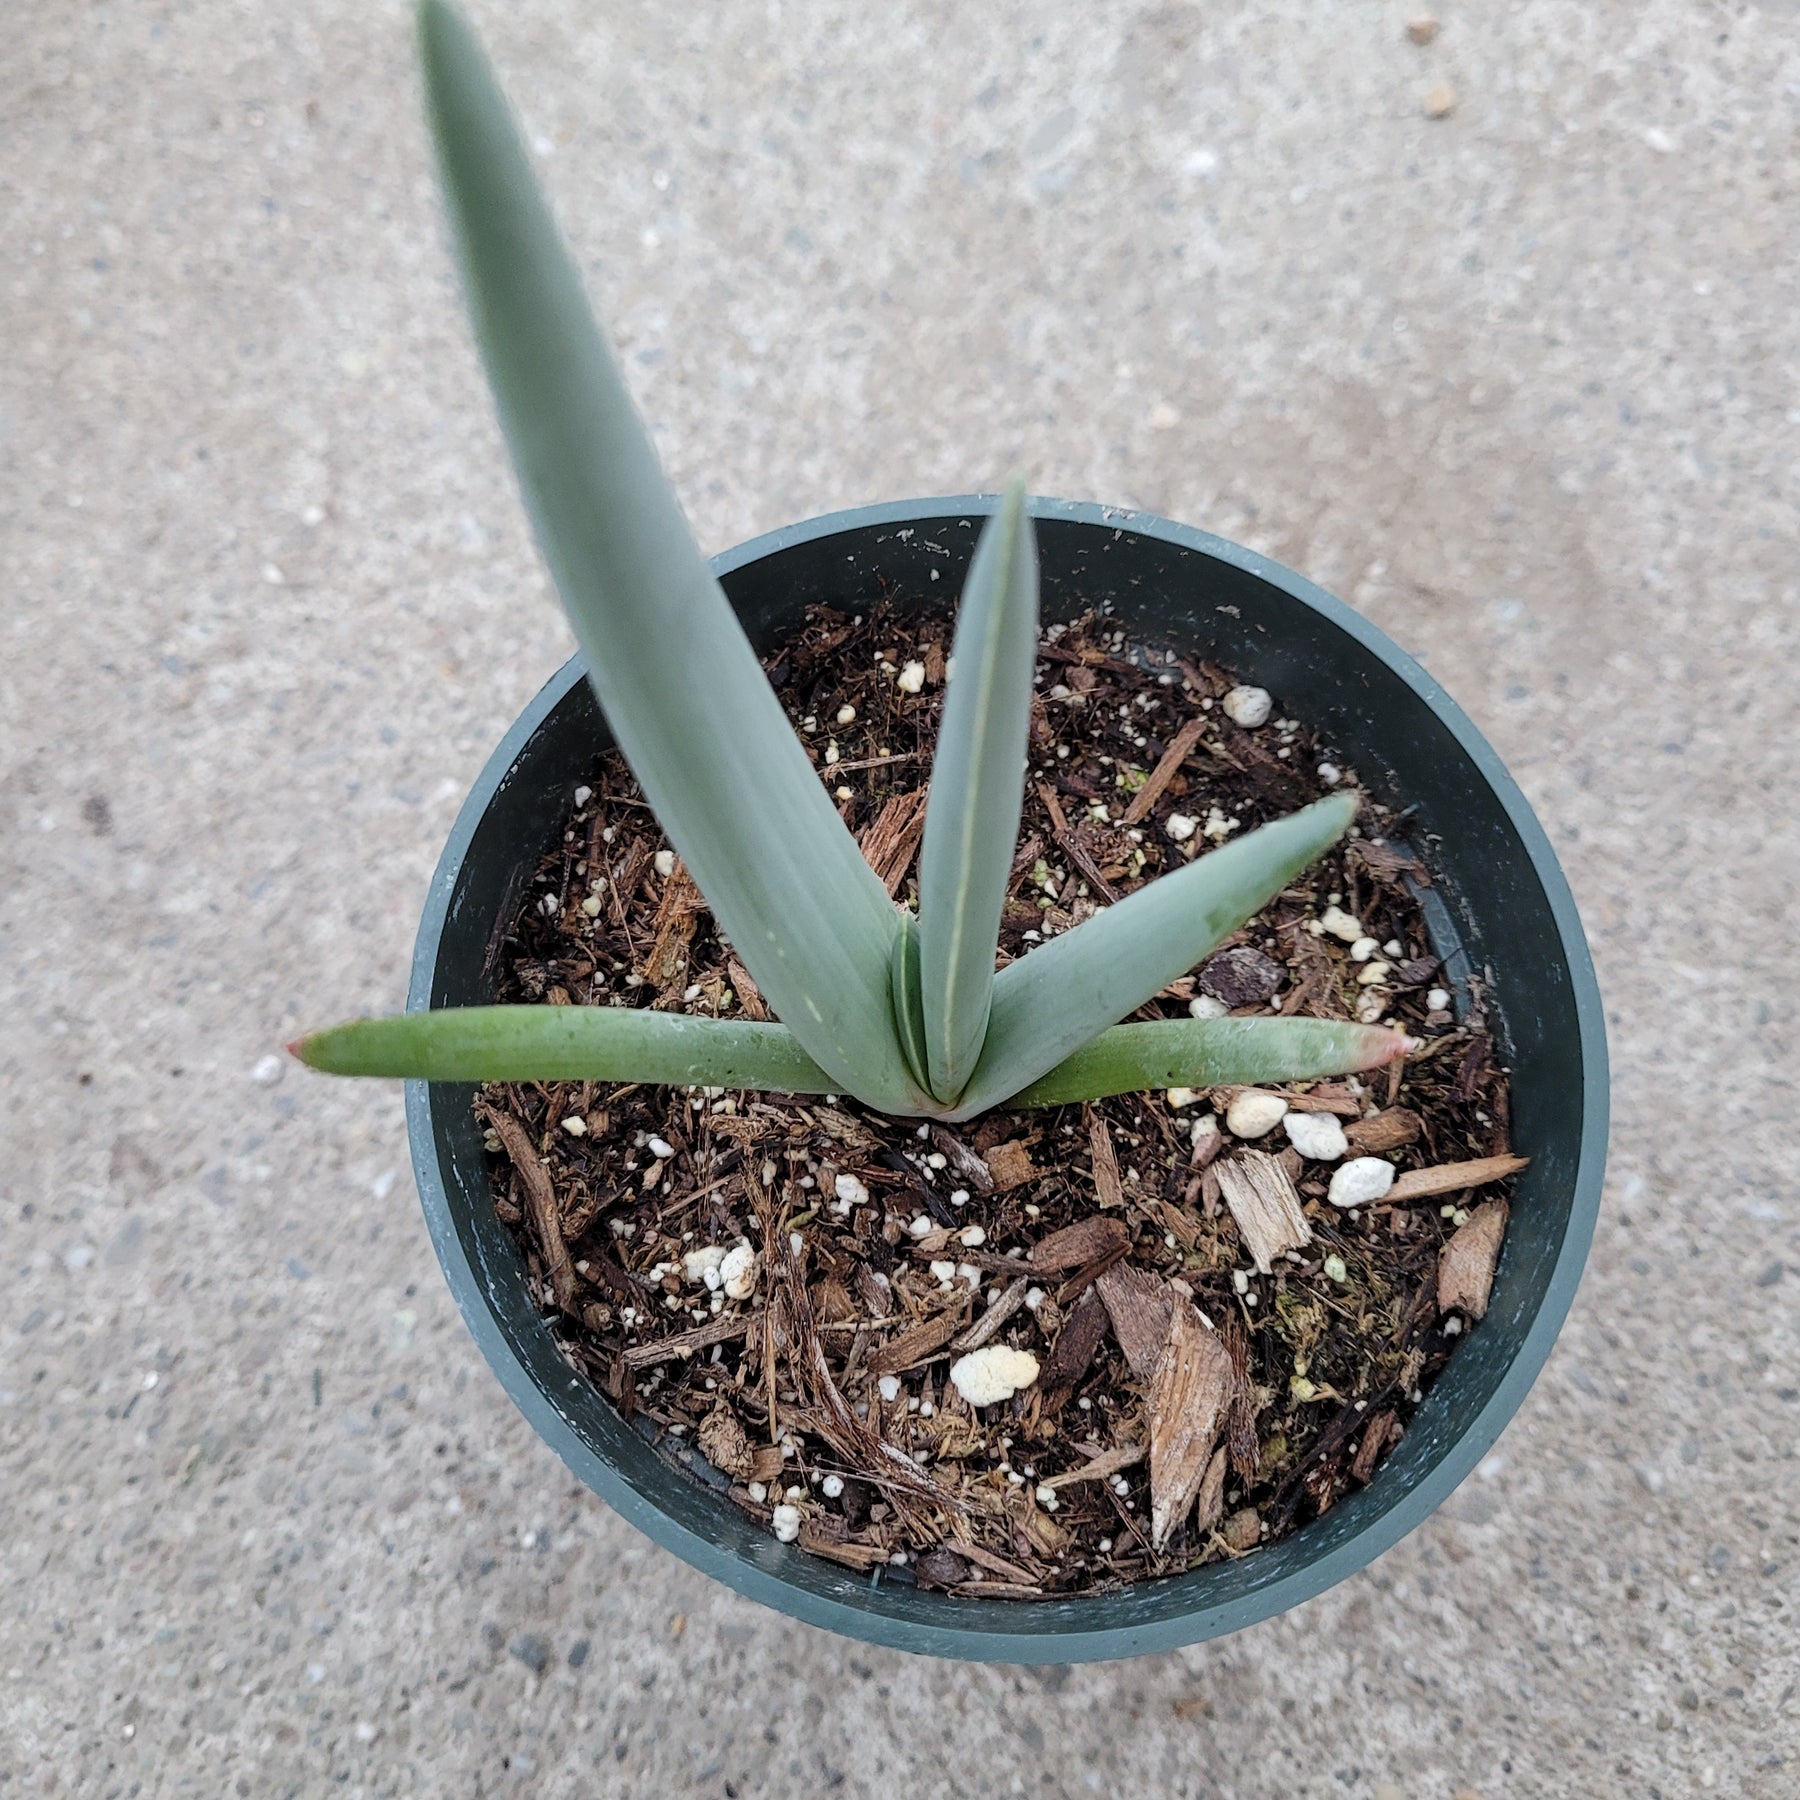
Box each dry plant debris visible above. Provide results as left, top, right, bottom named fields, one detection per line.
left=475, top=607, right=1525, bottom=1595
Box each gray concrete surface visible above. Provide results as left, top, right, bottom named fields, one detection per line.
left=4, top=1, right=1797, bottom=1793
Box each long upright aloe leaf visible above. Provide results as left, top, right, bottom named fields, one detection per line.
left=1000, top=1017, right=1410, bottom=1112
left=915, top=483, right=1038, bottom=1103
left=954, top=792, right=1357, bottom=1115
left=418, top=2, right=922, bottom=1111
left=292, top=1006, right=837, bottom=1091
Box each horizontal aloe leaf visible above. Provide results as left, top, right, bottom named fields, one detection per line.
left=418, top=2, right=922, bottom=1112
left=954, top=793, right=1357, bottom=1116
left=291, top=1006, right=837, bottom=1091
left=916, top=480, right=1038, bottom=1104
left=997, top=1017, right=1411, bottom=1112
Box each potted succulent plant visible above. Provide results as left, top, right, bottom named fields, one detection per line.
left=293, top=3, right=1606, bottom=1661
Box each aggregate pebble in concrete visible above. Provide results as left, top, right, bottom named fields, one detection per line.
left=3, top=2, right=1797, bottom=1795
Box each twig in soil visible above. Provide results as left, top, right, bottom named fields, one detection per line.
left=952, top=1278, right=1032, bottom=1352
left=1214, top=1152, right=1313, bottom=1274
left=1383, top=1153, right=1529, bottom=1203
left=622, top=1310, right=764, bottom=1369
left=478, top=1101, right=577, bottom=1312
left=1121, top=716, right=1208, bottom=825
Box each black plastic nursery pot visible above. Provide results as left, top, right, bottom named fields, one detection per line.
left=404, top=495, right=1607, bottom=1663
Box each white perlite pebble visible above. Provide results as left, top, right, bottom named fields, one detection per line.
left=950, top=1345, right=1041, bottom=1408
left=877, top=1374, right=902, bottom=1403
left=896, top=660, right=926, bottom=694
left=1164, top=812, right=1198, bottom=843
left=821, top=1474, right=844, bottom=1499
left=1319, top=904, right=1363, bottom=943
left=720, top=1242, right=759, bottom=1300
left=647, top=1136, right=675, bottom=1158
left=683, top=1245, right=727, bottom=1286
left=929, top=1259, right=958, bottom=1284
left=1223, top=685, right=1272, bottom=728
left=1356, top=960, right=1392, bottom=987
left=1328, top=1157, right=1396, bottom=1208
left=835, top=705, right=856, bottom=725
left=771, top=1503, right=801, bottom=1543
left=958, top=1224, right=986, bottom=1247
left=1349, top=936, right=1380, bottom=962
left=833, top=1173, right=869, bottom=1207
left=560, top=1115, right=587, bottom=1137
left=653, top=849, right=676, bottom=878
left=1283, top=1110, right=1349, bottom=1161
left=1191, top=1113, right=1220, bottom=1150
left=1188, top=993, right=1229, bottom=1020
left=907, top=1215, right=933, bottom=1237
left=1317, top=762, right=1341, bottom=785
left=1164, top=1086, right=1200, bottom=1108
left=1427, top=987, right=1452, bottom=1011
left=1225, top=1090, right=1289, bottom=1139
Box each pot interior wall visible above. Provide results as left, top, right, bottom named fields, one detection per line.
left=412, top=504, right=1601, bottom=1659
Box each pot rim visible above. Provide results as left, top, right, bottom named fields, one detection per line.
left=405, top=493, right=1608, bottom=1661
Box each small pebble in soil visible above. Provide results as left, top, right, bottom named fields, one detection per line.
left=836, top=705, right=856, bottom=724
left=1329, top=1157, right=1397, bottom=1208
left=908, top=1215, right=932, bottom=1237
left=648, top=1136, right=675, bottom=1158
left=1189, top=993, right=1229, bottom=1019
left=821, top=1474, right=844, bottom=1498
left=1283, top=1110, right=1349, bottom=1161
left=1226, top=1090, right=1289, bottom=1139
left=1317, top=761, right=1341, bottom=785
left=877, top=1374, right=902, bottom=1403
left=1319, top=904, right=1363, bottom=943
left=833, top=1173, right=868, bottom=1207
left=1200, top=946, right=1285, bottom=1006
left=574, top=785, right=592, bottom=806
left=1323, top=1253, right=1349, bottom=1284
left=1223, top=684, right=1272, bottom=727
left=720, top=1242, right=758, bottom=1300
left=1427, top=986, right=1451, bottom=1011
left=748, top=1481, right=767, bottom=1502
left=771, top=1504, right=802, bottom=1543
left=950, top=1345, right=1040, bottom=1407
left=896, top=660, right=926, bottom=694
left=1356, top=961, right=1392, bottom=987
left=1164, top=812, right=1198, bottom=843
left=1164, top=1087, right=1200, bottom=1108
left=1191, top=1113, right=1220, bottom=1151
left=653, top=849, right=676, bottom=878
left=1349, top=936, right=1380, bottom=962
left=958, top=1225, right=987, bottom=1247
left=561, top=1116, right=587, bottom=1137
left=683, top=1245, right=726, bottom=1286
left=1025, top=1287, right=1046, bottom=1311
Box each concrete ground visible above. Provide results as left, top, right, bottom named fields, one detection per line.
left=4, top=1, right=1796, bottom=1793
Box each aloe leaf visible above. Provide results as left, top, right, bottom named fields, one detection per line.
left=889, top=910, right=931, bottom=1095
left=291, top=1006, right=838, bottom=1091
left=998, top=1017, right=1411, bottom=1112
left=915, top=480, right=1038, bottom=1103
left=417, top=2, right=921, bottom=1111
left=954, top=792, right=1357, bottom=1116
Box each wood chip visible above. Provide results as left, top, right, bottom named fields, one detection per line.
left=952, top=1277, right=1031, bottom=1353
left=725, top=957, right=769, bottom=1021
left=1437, top=1200, right=1509, bottom=1319
left=1387, top=1153, right=1528, bottom=1203
left=798, top=1525, right=891, bottom=1572
left=1349, top=1410, right=1397, bottom=1485
left=1087, top=1111, right=1125, bottom=1210
left=984, top=1140, right=1037, bottom=1192
left=946, top=1538, right=1041, bottom=1585
left=1344, top=1107, right=1423, bottom=1155
left=1218, top=1312, right=1261, bottom=1481
left=1037, top=1287, right=1108, bottom=1393
left=748, top=1443, right=786, bottom=1484
left=622, top=1309, right=763, bottom=1369
left=1028, top=1213, right=1129, bottom=1273
left=1039, top=1441, right=1144, bottom=1490
left=643, top=860, right=703, bottom=992
left=1147, top=1298, right=1234, bottom=1548
left=1194, top=1445, right=1229, bottom=1535
left=1214, top=1151, right=1313, bottom=1274
left=857, top=788, right=928, bottom=896
left=864, top=1304, right=969, bottom=1376
left=1122, top=715, right=1207, bottom=824
left=696, top=1401, right=754, bottom=1479
left=479, top=1102, right=577, bottom=1313
left=928, top=1125, right=994, bottom=1195
left=1096, top=1264, right=1174, bottom=1380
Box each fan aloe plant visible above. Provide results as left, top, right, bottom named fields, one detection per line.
left=292, top=2, right=1409, bottom=1121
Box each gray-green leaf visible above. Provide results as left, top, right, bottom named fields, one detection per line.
left=952, top=793, right=1357, bottom=1116
left=1001, top=1016, right=1411, bottom=1111
left=915, top=482, right=1038, bottom=1102
left=418, top=0, right=922, bottom=1112
left=291, top=1005, right=838, bottom=1091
